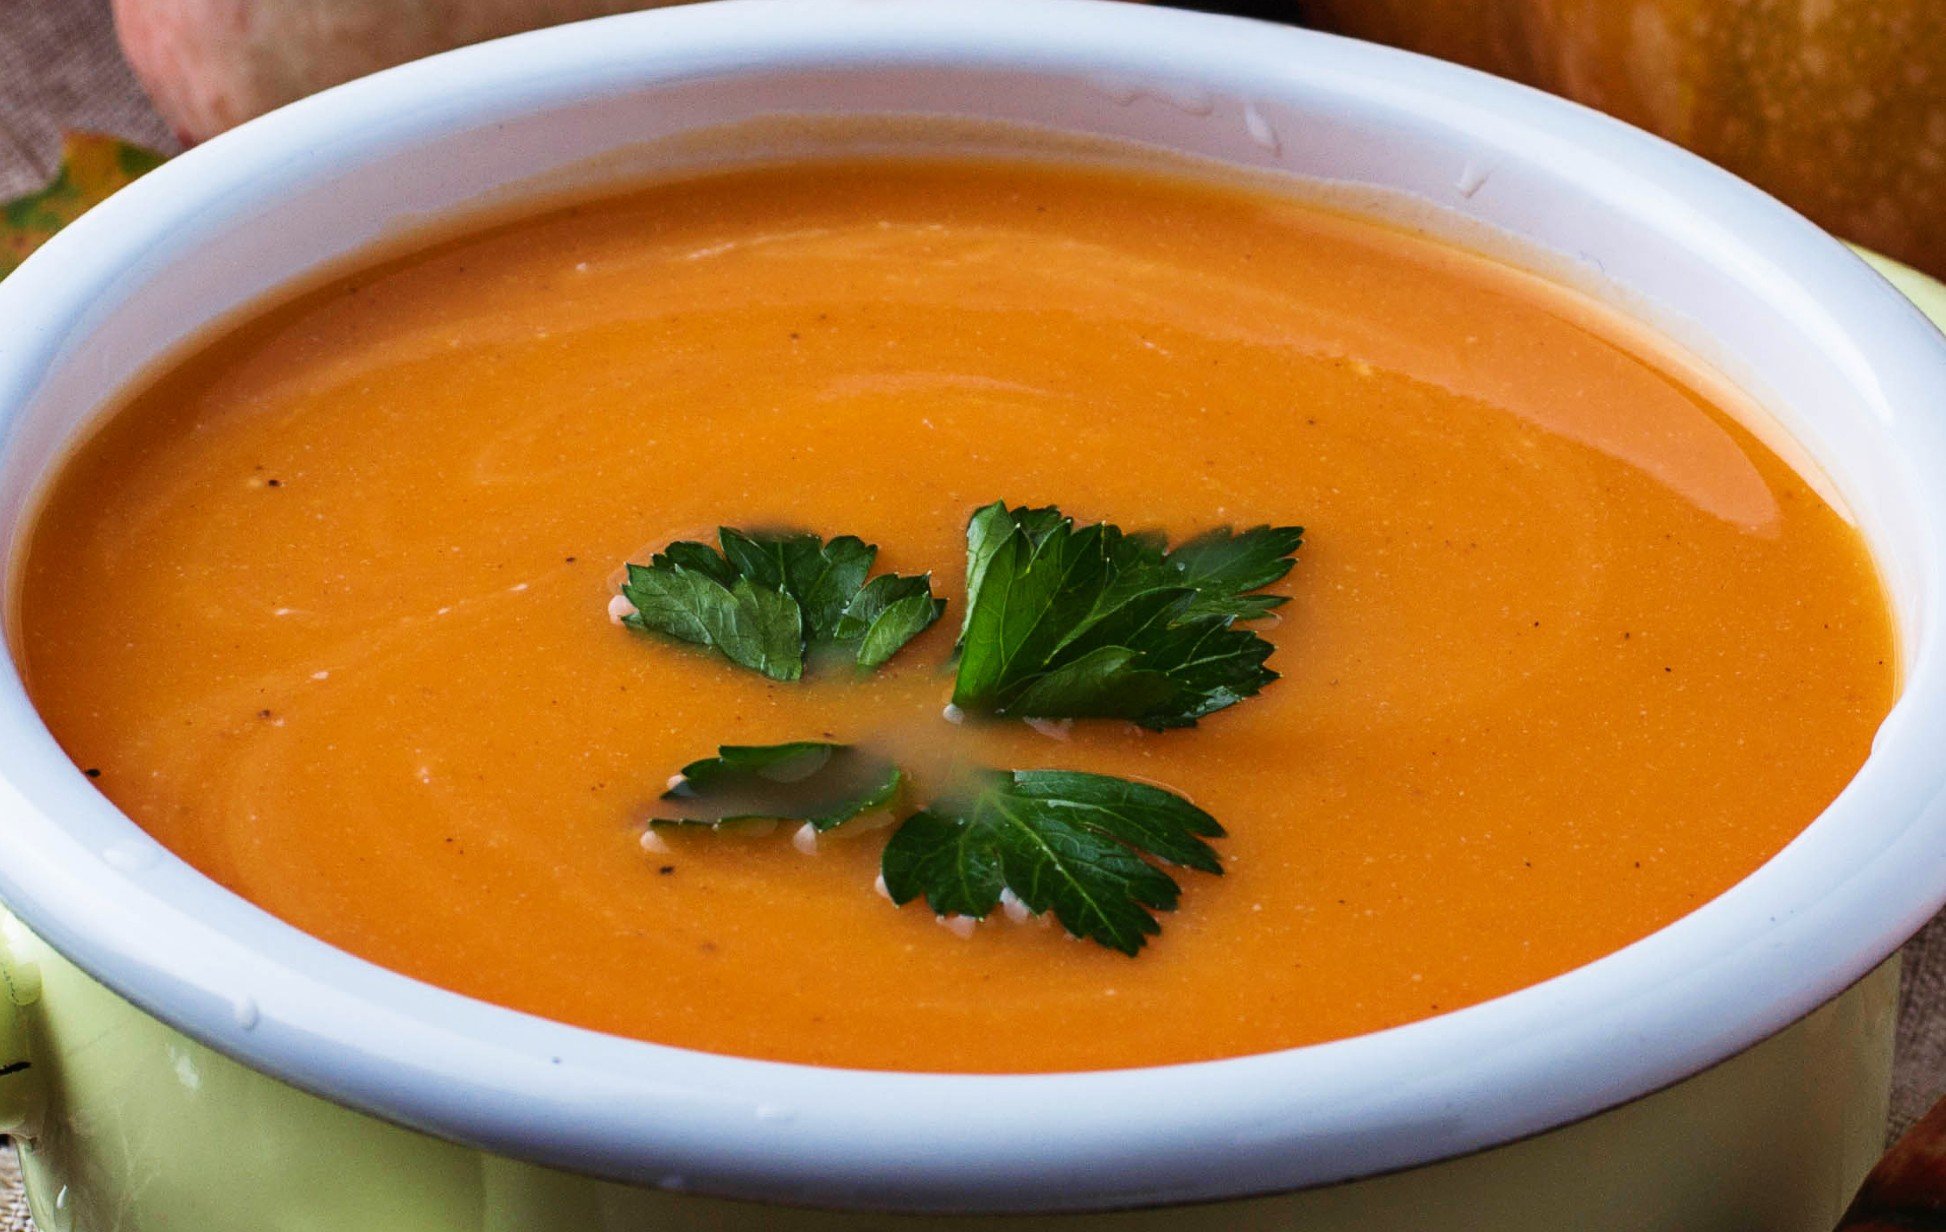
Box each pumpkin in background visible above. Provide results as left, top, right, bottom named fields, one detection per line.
left=112, top=0, right=686, bottom=144
left=1294, top=0, right=1946, bottom=278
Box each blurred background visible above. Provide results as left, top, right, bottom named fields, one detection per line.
left=5, top=0, right=1940, bottom=275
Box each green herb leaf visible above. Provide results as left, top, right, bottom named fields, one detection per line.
left=654, top=742, right=903, bottom=832
left=880, top=769, right=1224, bottom=955
left=718, top=530, right=874, bottom=640
left=834, top=573, right=949, bottom=669
left=622, top=561, right=804, bottom=679
left=621, top=529, right=943, bottom=679
left=651, top=743, right=1229, bottom=954
left=3, top=133, right=167, bottom=278
left=1166, top=524, right=1305, bottom=620
left=950, top=503, right=1299, bottom=729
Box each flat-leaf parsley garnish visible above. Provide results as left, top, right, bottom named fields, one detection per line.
left=647, top=741, right=1225, bottom=956
left=654, top=742, right=903, bottom=832
left=951, top=503, right=1302, bottom=729
left=882, top=769, right=1224, bottom=956
left=629, top=503, right=1301, bottom=955
left=620, top=529, right=944, bottom=680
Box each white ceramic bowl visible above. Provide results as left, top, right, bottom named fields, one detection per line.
left=2, top=0, right=1945, bottom=1218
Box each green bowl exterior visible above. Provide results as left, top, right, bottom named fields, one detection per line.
left=0, top=257, right=1938, bottom=1230
left=1862, top=249, right=1946, bottom=326
left=0, top=906, right=1899, bottom=1230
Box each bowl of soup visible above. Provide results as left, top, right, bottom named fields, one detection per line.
left=1, top=2, right=1944, bottom=1229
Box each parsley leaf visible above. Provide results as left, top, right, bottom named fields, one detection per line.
left=950, top=503, right=1301, bottom=729
left=1168, top=524, right=1307, bottom=620
left=621, top=529, right=944, bottom=680
left=832, top=573, right=947, bottom=670
left=880, top=769, right=1225, bottom=955
left=647, top=743, right=1228, bottom=954
left=654, top=742, right=903, bottom=832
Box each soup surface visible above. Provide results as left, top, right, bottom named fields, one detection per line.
left=13, top=159, right=1895, bottom=1071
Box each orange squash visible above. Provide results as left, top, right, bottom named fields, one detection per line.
left=1295, top=0, right=1946, bottom=278
left=112, top=0, right=683, bottom=143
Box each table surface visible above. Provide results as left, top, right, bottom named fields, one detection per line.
left=2, top=0, right=1944, bottom=1226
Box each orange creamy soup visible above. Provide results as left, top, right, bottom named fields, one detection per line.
left=13, top=159, right=1894, bottom=1072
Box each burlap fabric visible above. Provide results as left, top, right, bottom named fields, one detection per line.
left=0, top=0, right=174, bottom=198
left=1, top=0, right=1942, bottom=1224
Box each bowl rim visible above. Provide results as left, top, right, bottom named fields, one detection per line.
left=2, top=0, right=1946, bottom=1213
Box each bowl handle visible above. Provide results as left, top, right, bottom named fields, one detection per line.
left=0, top=922, right=43, bottom=1139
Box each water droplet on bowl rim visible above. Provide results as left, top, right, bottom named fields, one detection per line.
left=1088, top=74, right=1143, bottom=106
left=1242, top=104, right=1281, bottom=154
